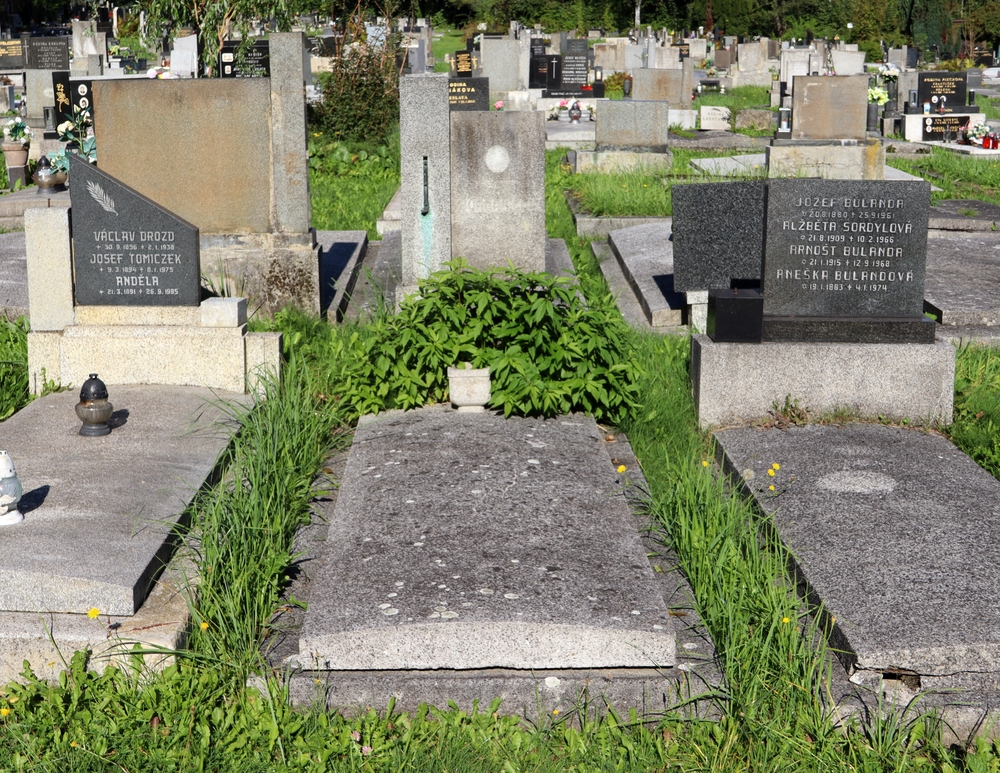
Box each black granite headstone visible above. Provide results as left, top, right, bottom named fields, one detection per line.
left=51, top=71, right=73, bottom=125
left=70, top=155, right=200, bottom=307
left=454, top=50, right=473, bottom=77
left=673, top=42, right=690, bottom=59
left=26, top=37, right=69, bottom=70
left=529, top=55, right=547, bottom=88
left=0, top=39, right=24, bottom=68
left=559, top=53, right=588, bottom=94
left=564, top=39, right=588, bottom=56
left=545, top=55, right=561, bottom=91
left=219, top=40, right=270, bottom=78
left=672, top=181, right=767, bottom=292
left=921, top=114, right=972, bottom=141
left=448, top=77, right=489, bottom=111
left=530, top=40, right=545, bottom=58
left=761, top=179, right=930, bottom=319
left=917, top=72, right=966, bottom=114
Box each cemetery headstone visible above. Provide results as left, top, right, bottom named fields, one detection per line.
left=672, top=181, right=766, bottom=292
left=714, top=48, right=730, bottom=69
left=26, top=37, right=69, bottom=70
left=830, top=49, right=866, bottom=74
left=448, top=77, right=489, bottom=110
left=673, top=42, right=690, bottom=59
left=917, top=72, right=966, bottom=114
left=50, top=74, right=94, bottom=124
left=789, top=75, right=867, bottom=140
left=0, top=39, right=24, bottom=68
left=69, top=154, right=201, bottom=307
left=760, top=178, right=932, bottom=342
left=700, top=105, right=731, bottom=130
left=219, top=40, right=270, bottom=77
left=454, top=49, right=473, bottom=77
left=921, top=114, right=975, bottom=141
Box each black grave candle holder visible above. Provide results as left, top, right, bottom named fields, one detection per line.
left=708, top=288, right=763, bottom=343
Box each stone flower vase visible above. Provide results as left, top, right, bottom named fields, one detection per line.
left=866, top=102, right=879, bottom=132
left=447, top=365, right=491, bottom=412
left=2, top=141, right=28, bottom=167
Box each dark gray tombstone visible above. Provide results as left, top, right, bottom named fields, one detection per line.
left=564, top=38, right=588, bottom=56
left=922, top=114, right=973, bottom=141
left=26, top=37, right=69, bottom=69
left=917, top=71, right=967, bottom=114
left=454, top=49, right=473, bottom=77
left=0, top=39, right=24, bottom=68
left=69, top=155, right=201, bottom=306
left=761, top=179, right=933, bottom=343
left=672, top=181, right=766, bottom=292
left=219, top=40, right=270, bottom=77
left=673, top=42, right=690, bottom=59
left=448, top=77, right=489, bottom=111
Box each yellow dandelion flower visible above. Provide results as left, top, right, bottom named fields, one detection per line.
left=553, top=709, right=560, bottom=715
left=768, top=485, right=775, bottom=491
left=70, top=741, right=78, bottom=748
left=617, top=464, right=626, bottom=473
left=87, top=608, right=100, bottom=619
left=702, top=460, right=709, bottom=467
left=767, top=469, right=775, bottom=477
left=0, top=707, right=9, bottom=717
left=200, top=621, right=209, bottom=632
left=782, top=616, right=791, bottom=624
left=772, top=463, right=780, bottom=470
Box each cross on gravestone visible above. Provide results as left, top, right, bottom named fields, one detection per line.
left=69, top=154, right=201, bottom=307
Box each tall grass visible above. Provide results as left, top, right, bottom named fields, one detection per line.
left=0, top=316, right=29, bottom=421
left=886, top=148, right=1000, bottom=206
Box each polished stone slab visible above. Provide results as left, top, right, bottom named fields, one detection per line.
left=607, top=222, right=684, bottom=327
left=925, top=230, right=1000, bottom=326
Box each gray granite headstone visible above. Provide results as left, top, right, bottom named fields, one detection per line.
left=672, top=181, right=766, bottom=292
left=762, top=179, right=930, bottom=317
left=0, top=39, right=24, bottom=68
left=70, top=154, right=200, bottom=306
left=26, top=37, right=69, bottom=70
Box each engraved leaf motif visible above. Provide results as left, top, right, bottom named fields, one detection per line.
left=87, top=180, right=118, bottom=216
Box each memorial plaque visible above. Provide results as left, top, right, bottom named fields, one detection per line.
left=673, top=42, right=690, bottom=59
left=700, top=105, right=731, bottom=131
left=51, top=74, right=94, bottom=124
left=673, top=181, right=766, bottom=292
left=219, top=40, right=270, bottom=78
left=70, top=155, right=201, bottom=307
left=0, top=39, right=24, bottom=68
left=26, top=37, right=70, bottom=70
left=564, top=38, right=588, bottom=56
left=921, top=114, right=972, bottom=141
left=559, top=54, right=588, bottom=92
left=448, top=77, right=489, bottom=111
left=530, top=40, right=545, bottom=57
left=917, top=72, right=966, bottom=114
left=454, top=50, right=473, bottom=77
left=762, top=179, right=930, bottom=318
left=528, top=55, right=547, bottom=88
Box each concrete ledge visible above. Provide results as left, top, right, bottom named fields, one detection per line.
left=607, top=223, right=683, bottom=328
left=766, top=141, right=885, bottom=180
left=565, top=190, right=670, bottom=238
left=691, top=334, right=956, bottom=429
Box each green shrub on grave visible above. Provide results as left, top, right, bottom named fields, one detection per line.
left=329, top=260, right=640, bottom=423
left=309, top=45, right=399, bottom=144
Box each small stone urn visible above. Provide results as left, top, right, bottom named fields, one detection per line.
left=0, top=450, right=23, bottom=526
left=75, top=373, right=114, bottom=436
left=447, top=364, right=491, bottom=412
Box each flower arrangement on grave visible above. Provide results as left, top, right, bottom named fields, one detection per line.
left=867, top=86, right=889, bottom=105
left=558, top=99, right=569, bottom=110
left=3, top=118, right=31, bottom=147
left=878, top=63, right=900, bottom=83
left=56, top=105, right=97, bottom=164
left=967, top=122, right=990, bottom=146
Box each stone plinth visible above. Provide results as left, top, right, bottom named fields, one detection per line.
left=766, top=140, right=885, bottom=180
left=690, top=334, right=955, bottom=428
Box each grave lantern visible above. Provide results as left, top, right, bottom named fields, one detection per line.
left=34, top=155, right=55, bottom=194
left=0, top=450, right=23, bottom=526
left=594, top=66, right=603, bottom=82
left=75, top=373, right=114, bottom=436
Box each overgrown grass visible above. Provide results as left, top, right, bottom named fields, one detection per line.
left=951, top=342, right=1000, bottom=480
left=0, top=315, right=28, bottom=421
left=431, top=28, right=467, bottom=72
left=308, top=128, right=400, bottom=239
left=564, top=148, right=765, bottom=217
left=886, top=147, right=1000, bottom=206
left=976, top=93, right=1000, bottom=121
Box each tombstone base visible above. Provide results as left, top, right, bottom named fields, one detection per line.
left=690, top=334, right=955, bottom=429
left=766, top=140, right=885, bottom=180
left=761, top=315, right=936, bottom=344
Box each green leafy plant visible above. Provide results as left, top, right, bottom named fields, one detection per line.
left=56, top=105, right=97, bottom=163
left=329, top=260, right=640, bottom=424
left=309, top=43, right=400, bottom=144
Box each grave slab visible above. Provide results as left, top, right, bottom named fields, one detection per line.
left=317, top=230, right=368, bottom=321
left=928, top=199, right=1000, bottom=232
left=289, top=407, right=679, bottom=671
left=0, top=385, right=244, bottom=616
left=715, top=423, right=1000, bottom=688
left=607, top=222, right=684, bottom=327
left=924, top=230, right=1000, bottom=326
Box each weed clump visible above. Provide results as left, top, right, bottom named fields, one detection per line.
left=330, top=259, right=640, bottom=423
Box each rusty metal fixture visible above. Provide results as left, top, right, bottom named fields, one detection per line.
left=75, top=373, right=113, bottom=436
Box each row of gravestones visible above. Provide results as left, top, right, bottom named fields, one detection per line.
left=672, top=178, right=931, bottom=344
